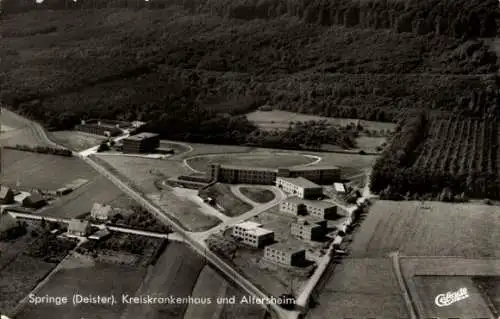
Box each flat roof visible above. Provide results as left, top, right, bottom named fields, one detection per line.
left=218, top=164, right=277, bottom=173
left=283, top=196, right=336, bottom=209
left=126, top=132, right=159, bottom=141
left=277, top=176, right=320, bottom=189
left=235, top=221, right=262, bottom=230
left=247, top=227, right=274, bottom=236
left=266, top=242, right=305, bottom=254
left=289, top=165, right=339, bottom=171
left=334, top=183, right=346, bottom=192
left=294, top=215, right=325, bottom=225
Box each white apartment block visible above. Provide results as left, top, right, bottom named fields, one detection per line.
left=232, top=221, right=274, bottom=248
left=291, top=217, right=327, bottom=241
left=280, top=196, right=337, bottom=219
left=275, top=177, right=323, bottom=199
left=264, top=243, right=306, bottom=266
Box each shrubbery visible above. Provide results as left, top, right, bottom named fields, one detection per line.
left=5, top=144, right=72, bottom=156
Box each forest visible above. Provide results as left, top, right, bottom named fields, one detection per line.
left=2, top=0, right=498, bottom=39
left=0, top=3, right=499, bottom=150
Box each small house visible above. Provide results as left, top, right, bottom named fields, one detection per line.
left=22, top=192, right=47, bottom=209
left=67, top=219, right=90, bottom=237
left=89, top=228, right=111, bottom=241
left=90, top=203, right=112, bottom=221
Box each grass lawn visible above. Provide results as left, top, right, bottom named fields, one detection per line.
left=475, top=276, right=500, bottom=314
left=95, top=154, right=191, bottom=194
left=121, top=242, right=205, bottom=319
left=307, top=258, right=408, bottom=319
left=147, top=190, right=222, bottom=232
left=49, top=130, right=105, bottom=152
left=239, top=187, right=275, bottom=203
left=1, top=149, right=98, bottom=191
left=199, top=183, right=253, bottom=217
left=183, top=266, right=228, bottom=319
left=246, top=110, right=396, bottom=132
left=16, top=256, right=147, bottom=319
left=350, top=201, right=500, bottom=258
left=186, top=151, right=315, bottom=173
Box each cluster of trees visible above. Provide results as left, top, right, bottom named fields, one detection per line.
left=25, top=233, right=77, bottom=262
left=113, top=205, right=171, bottom=233
left=246, top=120, right=357, bottom=150
left=0, top=221, right=27, bottom=241
left=371, top=114, right=500, bottom=200
left=5, top=144, right=72, bottom=156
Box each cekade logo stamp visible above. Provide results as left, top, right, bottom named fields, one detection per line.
left=434, top=288, right=469, bottom=307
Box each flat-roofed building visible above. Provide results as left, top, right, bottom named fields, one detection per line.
left=264, top=243, right=306, bottom=266
left=122, top=132, right=160, bottom=154
left=275, top=177, right=322, bottom=199
left=280, top=196, right=337, bottom=219
left=208, top=163, right=340, bottom=185
left=232, top=221, right=274, bottom=248
left=75, top=121, right=122, bottom=137
left=291, top=216, right=327, bottom=241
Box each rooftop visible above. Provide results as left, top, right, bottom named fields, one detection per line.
left=235, top=221, right=262, bottom=230
left=277, top=176, right=320, bottom=189
left=334, top=182, right=346, bottom=192
left=125, top=132, right=159, bottom=141
left=283, top=196, right=336, bottom=209
left=215, top=164, right=277, bottom=173
left=289, top=165, right=339, bottom=171
left=68, top=219, right=89, bottom=232
left=294, top=215, right=325, bottom=225
left=266, top=242, right=305, bottom=254
left=246, top=227, right=274, bottom=236
left=0, top=186, right=13, bottom=199
left=25, top=192, right=45, bottom=203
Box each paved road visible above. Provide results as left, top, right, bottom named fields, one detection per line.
left=83, top=155, right=298, bottom=319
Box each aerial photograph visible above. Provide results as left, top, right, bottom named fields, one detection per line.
left=0, top=0, right=499, bottom=318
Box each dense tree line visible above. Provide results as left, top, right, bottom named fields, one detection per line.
left=112, top=205, right=171, bottom=233
left=2, top=0, right=498, bottom=39
left=25, top=233, right=77, bottom=262
left=4, top=145, right=72, bottom=156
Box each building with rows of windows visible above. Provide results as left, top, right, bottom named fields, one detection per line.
left=264, top=243, right=306, bottom=266
left=290, top=217, right=327, bottom=241
left=122, top=132, right=160, bottom=154
left=275, top=176, right=323, bottom=199
left=208, top=164, right=340, bottom=185
left=232, top=221, right=275, bottom=248
left=280, top=196, right=337, bottom=219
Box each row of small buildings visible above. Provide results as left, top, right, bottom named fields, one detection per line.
left=0, top=186, right=47, bottom=209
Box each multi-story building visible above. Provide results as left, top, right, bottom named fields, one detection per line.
left=264, top=243, right=306, bottom=266
left=208, top=164, right=340, bottom=185
left=232, top=221, right=274, bottom=248
left=75, top=120, right=122, bottom=137
left=275, top=177, right=323, bottom=199
left=291, top=217, right=327, bottom=241
left=280, top=196, right=337, bottom=219
left=122, top=132, right=160, bottom=154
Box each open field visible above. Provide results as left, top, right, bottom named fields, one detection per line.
left=475, top=276, right=500, bottom=314
left=307, top=258, right=408, bottom=319
left=0, top=254, right=54, bottom=314
left=350, top=200, right=500, bottom=258
left=95, top=154, right=191, bottom=194
left=246, top=110, right=396, bottom=132
left=411, top=275, right=494, bottom=319
left=239, top=187, right=276, bottom=203
left=49, top=130, right=105, bottom=151
left=16, top=255, right=147, bottom=319
left=182, top=266, right=228, bottom=319
left=147, top=190, right=222, bottom=232
left=199, top=183, right=252, bottom=217
left=186, top=152, right=317, bottom=173
left=0, top=108, right=54, bottom=148
left=39, top=175, right=124, bottom=218
left=121, top=242, right=205, bottom=319
left=219, top=285, right=267, bottom=319
left=1, top=149, right=98, bottom=190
